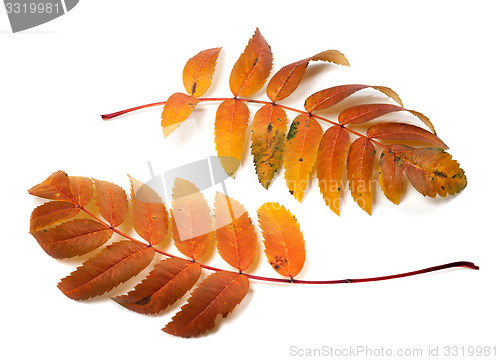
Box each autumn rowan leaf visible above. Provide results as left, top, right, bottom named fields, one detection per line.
left=161, top=93, right=200, bottom=138
left=113, top=258, right=201, bottom=315
left=367, top=122, right=447, bottom=148
left=58, top=241, right=155, bottom=300
left=339, top=103, right=435, bottom=133
left=257, top=202, right=306, bottom=278
left=378, top=149, right=404, bottom=204
left=29, top=201, right=79, bottom=232
left=214, top=193, right=257, bottom=271
left=304, top=85, right=403, bottom=113
left=214, top=98, right=250, bottom=176
left=316, top=126, right=351, bottom=215
left=283, top=114, right=323, bottom=202
left=266, top=50, right=349, bottom=102
left=31, top=219, right=113, bottom=259
left=28, top=170, right=73, bottom=202
left=170, top=178, right=213, bottom=260
left=347, top=138, right=376, bottom=214
left=392, top=145, right=467, bottom=197
left=250, top=104, right=287, bottom=188
left=229, top=28, right=272, bottom=97
left=93, top=179, right=128, bottom=228
left=69, top=176, right=93, bottom=207
left=183, top=47, right=221, bottom=97
left=163, top=271, right=249, bottom=338
left=130, top=177, right=168, bottom=245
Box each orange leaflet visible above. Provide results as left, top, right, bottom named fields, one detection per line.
left=31, top=219, right=113, bottom=259
left=214, top=99, right=250, bottom=176
left=378, top=149, right=404, bottom=205
left=339, top=103, right=435, bottom=133
left=283, top=114, right=323, bottom=202
left=347, top=138, right=376, bottom=214
left=93, top=179, right=128, bottom=228
left=183, top=47, right=221, bottom=97
left=266, top=49, right=349, bottom=102
left=163, top=271, right=249, bottom=338
left=367, top=122, right=447, bottom=149
left=390, top=145, right=467, bottom=198
left=229, top=28, right=272, bottom=97
left=28, top=170, right=74, bottom=202
left=257, top=202, right=306, bottom=278
left=250, top=104, right=287, bottom=188
left=113, top=258, right=201, bottom=315
left=29, top=201, right=79, bottom=232
left=130, top=177, right=168, bottom=245
left=69, top=176, right=93, bottom=206
left=316, top=126, right=351, bottom=215
left=304, top=85, right=403, bottom=113
left=58, top=241, right=155, bottom=300
left=214, top=193, right=257, bottom=271
left=161, top=93, right=200, bottom=138
left=170, top=178, right=213, bottom=260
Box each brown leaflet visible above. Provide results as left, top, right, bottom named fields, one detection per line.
left=58, top=241, right=155, bottom=300
left=130, top=177, right=169, bottom=245
left=316, top=126, right=351, bottom=215
left=170, top=178, right=213, bottom=260
left=161, top=93, right=200, bottom=138
left=339, top=103, right=435, bottom=133
left=28, top=170, right=74, bottom=202
left=214, top=99, right=250, bottom=177
left=93, top=179, right=128, bottom=228
left=266, top=50, right=349, bottom=102
left=214, top=193, right=257, bottom=272
left=30, top=219, right=113, bottom=259
left=283, top=114, right=323, bottom=202
left=304, top=85, right=403, bottom=113
left=113, top=258, right=201, bottom=315
left=378, top=149, right=404, bottom=205
left=250, top=104, right=287, bottom=188
left=229, top=28, right=273, bottom=97
left=69, top=176, right=93, bottom=207
left=29, top=201, right=80, bottom=232
left=347, top=138, right=376, bottom=214
left=163, top=271, right=249, bottom=338
left=367, top=122, right=447, bottom=148
left=183, top=47, right=221, bottom=97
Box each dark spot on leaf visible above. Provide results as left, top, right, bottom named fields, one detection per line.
left=433, top=170, right=447, bottom=178
left=135, top=296, right=152, bottom=306
left=191, top=83, right=197, bottom=96
left=267, top=123, right=273, bottom=132
left=298, top=158, right=303, bottom=162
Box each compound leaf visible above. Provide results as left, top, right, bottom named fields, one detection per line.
left=283, top=114, right=323, bottom=202
left=250, top=104, right=287, bottom=188
left=214, top=193, right=257, bottom=271
left=113, top=258, right=201, bottom=315
left=183, top=47, right=221, bottom=97
left=163, top=271, right=249, bottom=338
left=30, top=219, right=113, bottom=259
left=257, top=202, right=306, bottom=278
left=58, top=241, right=155, bottom=300
left=229, top=28, right=272, bottom=97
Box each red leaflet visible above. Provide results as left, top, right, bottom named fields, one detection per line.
left=170, top=178, right=213, bottom=260
left=130, top=177, right=168, bottom=245
left=347, top=138, right=376, bottom=214
left=58, top=241, right=155, bottom=300
left=183, top=47, right=221, bottom=97
left=29, top=201, right=79, bottom=232
left=214, top=193, right=257, bottom=271
left=163, top=271, right=249, bottom=337
left=316, top=126, right=351, bottom=215
left=367, top=122, right=447, bottom=148
left=113, top=258, right=201, bottom=315
left=304, top=85, right=403, bottom=113
left=229, top=28, right=273, bottom=97
left=93, top=179, right=128, bottom=228
left=30, top=219, right=113, bottom=259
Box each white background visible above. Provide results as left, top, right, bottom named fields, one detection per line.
left=1, top=1, right=499, bottom=359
